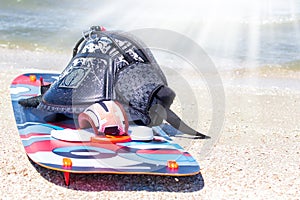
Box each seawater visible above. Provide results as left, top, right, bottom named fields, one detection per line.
left=0, top=0, right=300, bottom=69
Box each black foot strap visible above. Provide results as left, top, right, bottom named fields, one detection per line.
left=18, top=84, right=51, bottom=108
left=18, top=95, right=42, bottom=108
left=165, top=108, right=210, bottom=139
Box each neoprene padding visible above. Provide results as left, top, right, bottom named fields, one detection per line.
left=38, top=29, right=170, bottom=123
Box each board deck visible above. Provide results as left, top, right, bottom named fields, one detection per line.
left=10, top=73, right=200, bottom=177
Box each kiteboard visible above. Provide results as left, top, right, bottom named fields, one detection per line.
left=10, top=73, right=200, bottom=186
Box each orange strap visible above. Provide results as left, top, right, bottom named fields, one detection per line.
left=90, top=135, right=131, bottom=143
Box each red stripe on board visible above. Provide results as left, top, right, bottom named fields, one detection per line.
left=183, top=152, right=192, bottom=157
left=12, top=75, right=51, bottom=86
left=25, top=140, right=77, bottom=153
left=20, top=133, right=49, bottom=139
left=24, top=139, right=122, bottom=153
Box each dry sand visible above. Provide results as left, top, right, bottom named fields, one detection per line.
left=0, top=47, right=299, bottom=199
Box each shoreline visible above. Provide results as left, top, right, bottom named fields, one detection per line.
left=0, top=47, right=299, bottom=199
left=1, top=46, right=300, bottom=72
left=0, top=47, right=71, bottom=71
left=1, top=46, right=299, bottom=94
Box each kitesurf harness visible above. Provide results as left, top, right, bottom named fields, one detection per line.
left=19, top=26, right=209, bottom=139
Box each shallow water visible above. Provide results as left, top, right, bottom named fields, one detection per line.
left=0, top=0, right=300, bottom=69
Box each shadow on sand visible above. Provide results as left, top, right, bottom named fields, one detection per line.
left=30, top=161, right=204, bottom=192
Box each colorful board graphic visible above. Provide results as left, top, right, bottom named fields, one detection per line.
left=10, top=73, right=200, bottom=185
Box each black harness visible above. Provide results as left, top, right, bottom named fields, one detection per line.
left=20, top=26, right=209, bottom=139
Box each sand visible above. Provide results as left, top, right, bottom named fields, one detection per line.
left=0, top=47, right=299, bottom=199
